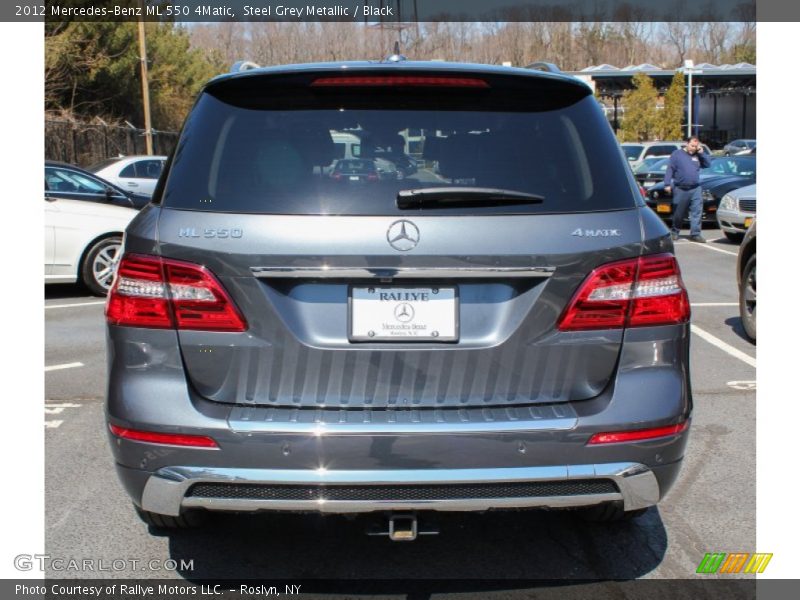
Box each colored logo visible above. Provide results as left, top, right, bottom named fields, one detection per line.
left=696, top=552, right=772, bottom=574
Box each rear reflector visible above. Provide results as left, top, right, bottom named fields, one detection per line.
left=108, top=424, right=218, bottom=448
left=557, top=253, right=689, bottom=331
left=311, top=76, right=489, bottom=88
left=106, top=254, right=247, bottom=331
left=587, top=421, right=690, bottom=445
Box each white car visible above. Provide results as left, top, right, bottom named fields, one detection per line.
left=45, top=195, right=138, bottom=295
left=88, top=155, right=167, bottom=197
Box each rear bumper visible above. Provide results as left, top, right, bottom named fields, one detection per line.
left=107, top=323, right=691, bottom=516
left=123, top=461, right=671, bottom=517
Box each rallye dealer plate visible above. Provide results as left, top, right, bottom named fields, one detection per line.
left=349, top=286, right=458, bottom=342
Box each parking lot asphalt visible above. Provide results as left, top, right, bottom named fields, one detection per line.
left=44, top=228, right=755, bottom=587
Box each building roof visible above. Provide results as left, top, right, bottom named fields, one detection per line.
left=574, top=63, right=756, bottom=77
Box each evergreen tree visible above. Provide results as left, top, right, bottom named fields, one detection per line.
left=656, top=71, right=686, bottom=140
left=618, top=72, right=659, bottom=142
left=45, top=22, right=219, bottom=131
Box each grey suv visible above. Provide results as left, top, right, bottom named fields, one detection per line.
left=105, top=60, right=692, bottom=537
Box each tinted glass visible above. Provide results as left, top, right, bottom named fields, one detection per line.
left=45, top=168, right=106, bottom=195
left=133, top=159, right=164, bottom=179
left=622, top=145, right=643, bottom=160
left=646, top=158, right=670, bottom=173
left=120, top=163, right=137, bottom=178
left=708, top=157, right=756, bottom=177
left=163, top=89, right=636, bottom=216
left=634, top=157, right=667, bottom=174
left=644, top=145, right=677, bottom=157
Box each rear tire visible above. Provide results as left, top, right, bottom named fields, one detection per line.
left=577, top=502, right=648, bottom=523
left=81, top=236, right=122, bottom=296
left=135, top=506, right=207, bottom=529
left=724, top=231, right=744, bottom=243
left=740, top=254, right=756, bottom=342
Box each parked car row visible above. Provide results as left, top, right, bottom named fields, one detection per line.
left=724, top=139, right=756, bottom=156
left=622, top=141, right=711, bottom=169
left=642, top=155, right=756, bottom=240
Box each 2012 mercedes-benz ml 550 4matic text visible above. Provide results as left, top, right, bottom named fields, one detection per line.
left=105, top=60, right=691, bottom=537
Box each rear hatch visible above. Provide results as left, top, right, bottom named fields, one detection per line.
left=154, top=65, right=644, bottom=409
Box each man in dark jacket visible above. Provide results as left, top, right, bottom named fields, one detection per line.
left=664, top=136, right=711, bottom=242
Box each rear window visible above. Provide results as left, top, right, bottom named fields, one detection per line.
left=622, top=145, right=643, bottom=161
left=87, top=158, right=122, bottom=172
left=163, top=77, right=636, bottom=215
left=644, top=144, right=678, bottom=158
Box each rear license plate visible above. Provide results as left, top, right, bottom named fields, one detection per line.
left=657, top=203, right=672, bottom=214
left=643, top=181, right=656, bottom=188
left=349, top=176, right=360, bottom=181
left=350, top=286, right=458, bottom=342
left=744, top=217, right=753, bottom=229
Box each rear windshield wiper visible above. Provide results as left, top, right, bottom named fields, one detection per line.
left=396, top=187, right=545, bottom=209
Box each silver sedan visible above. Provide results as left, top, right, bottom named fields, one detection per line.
left=716, top=183, right=756, bottom=242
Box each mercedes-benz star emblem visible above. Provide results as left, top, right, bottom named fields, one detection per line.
left=394, top=303, right=415, bottom=323
left=387, top=220, right=420, bottom=251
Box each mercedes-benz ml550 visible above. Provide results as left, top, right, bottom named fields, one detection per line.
left=105, top=60, right=691, bottom=535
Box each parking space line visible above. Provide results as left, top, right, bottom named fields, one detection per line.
left=45, top=301, right=106, bottom=310
left=676, top=240, right=738, bottom=257
left=44, top=362, right=85, bottom=372
left=45, top=403, right=83, bottom=414
left=691, top=325, right=756, bottom=368
left=691, top=302, right=738, bottom=307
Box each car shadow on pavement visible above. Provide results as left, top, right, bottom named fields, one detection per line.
left=156, top=507, right=668, bottom=587
left=725, top=316, right=754, bottom=345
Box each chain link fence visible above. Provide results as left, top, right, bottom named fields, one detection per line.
left=45, top=115, right=179, bottom=168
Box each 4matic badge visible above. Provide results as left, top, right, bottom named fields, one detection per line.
left=571, top=228, right=621, bottom=237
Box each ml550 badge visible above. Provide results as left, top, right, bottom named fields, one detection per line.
left=179, top=228, right=242, bottom=239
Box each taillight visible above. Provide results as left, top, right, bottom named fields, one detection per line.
left=106, top=254, right=247, bottom=332
left=310, top=76, right=489, bottom=88
left=557, top=253, right=689, bottom=331
left=367, top=173, right=379, bottom=181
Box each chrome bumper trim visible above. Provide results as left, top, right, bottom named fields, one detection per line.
left=227, top=404, right=578, bottom=434
left=141, top=462, right=660, bottom=517
left=250, top=266, right=555, bottom=279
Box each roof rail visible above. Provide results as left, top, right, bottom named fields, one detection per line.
left=230, top=61, right=261, bottom=73
left=525, top=62, right=562, bottom=74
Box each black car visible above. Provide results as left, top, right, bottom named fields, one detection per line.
left=645, top=156, right=756, bottom=225
left=634, top=157, right=670, bottom=190
left=737, top=220, right=756, bottom=343
left=45, top=161, right=151, bottom=210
